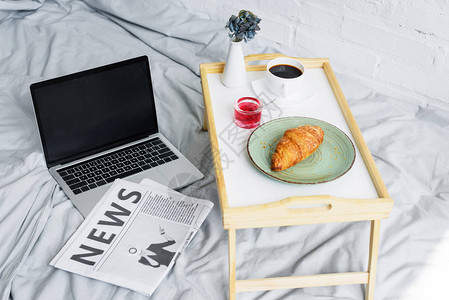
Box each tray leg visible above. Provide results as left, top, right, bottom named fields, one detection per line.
left=229, top=229, right=236, bottom=300
left=365, top=220, right=380, bottom=300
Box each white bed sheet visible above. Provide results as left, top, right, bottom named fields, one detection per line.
left=0, top=1, right=448, bottom=299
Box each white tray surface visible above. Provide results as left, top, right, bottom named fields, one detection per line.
left=207, top=69, right=379, bottom=208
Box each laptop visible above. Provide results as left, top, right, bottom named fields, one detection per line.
left=30, top=56, right=204, bottom=217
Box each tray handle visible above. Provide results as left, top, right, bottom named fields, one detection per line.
left=284, top=195, right=345, bottom=212
left=223, top=195, right=393, bottom=229
left=244, top=53, right=329, bottom=68
left=244, top=53, right=287, bottom=63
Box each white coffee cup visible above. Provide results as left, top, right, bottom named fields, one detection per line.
left=266, top=57, right=305, bottom=99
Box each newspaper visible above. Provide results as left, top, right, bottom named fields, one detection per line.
left=50, top=178, right=214, bottom=296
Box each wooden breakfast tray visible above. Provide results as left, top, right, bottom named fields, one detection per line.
left=199, top=53, right=393, bottom=299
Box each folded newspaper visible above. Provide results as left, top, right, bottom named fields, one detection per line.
left=50, top=178, right=213, bottom=296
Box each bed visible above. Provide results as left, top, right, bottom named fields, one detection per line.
left=1, top=1, right=448, bottom=299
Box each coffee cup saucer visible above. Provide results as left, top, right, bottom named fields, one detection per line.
left=251, top=77, right=316, bottom=108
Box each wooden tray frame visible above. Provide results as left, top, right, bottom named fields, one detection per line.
left=199, top=53, right=393, bottom=300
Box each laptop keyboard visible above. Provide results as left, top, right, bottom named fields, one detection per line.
left=57, top=137, right=178, bottom=195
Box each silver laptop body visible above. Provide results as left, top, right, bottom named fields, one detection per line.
left=31, top=56, right=203, bottom=217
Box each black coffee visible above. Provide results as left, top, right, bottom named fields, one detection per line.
left=269, top=64, right=303, bottom=79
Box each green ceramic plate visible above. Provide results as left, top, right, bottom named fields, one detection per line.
left=247, top=117, right=356, bottom=184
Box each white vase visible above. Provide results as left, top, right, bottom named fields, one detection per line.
left=221, top=40, right=247, bottom=88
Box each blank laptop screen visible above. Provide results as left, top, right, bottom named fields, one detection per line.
left=31, top=56, right=158, bottom=167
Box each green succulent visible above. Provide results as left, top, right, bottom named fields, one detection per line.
left=225, top=10, right=261, bottom=42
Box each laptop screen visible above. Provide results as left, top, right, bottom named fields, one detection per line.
left=31, top=56, right=158, bottom=167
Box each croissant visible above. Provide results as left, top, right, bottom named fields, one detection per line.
left=271, top=125, right=324, bottom=172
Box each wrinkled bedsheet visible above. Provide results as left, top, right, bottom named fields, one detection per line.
left=1, top=1, right=448, bottom=299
